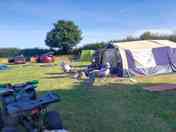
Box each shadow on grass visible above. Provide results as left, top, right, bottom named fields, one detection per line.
left=43, top=76, right=69, bottom=79
left=39, top=64, right=56, bottom=67
left=72, top=64, right=88, bottom=68
left=38, top=81, right=176, bottom=132
left=43, top=75, right=70, bottom=79
left=44, top=72, right=73, bottom=79
left=46, top=72, right=66, bottom=75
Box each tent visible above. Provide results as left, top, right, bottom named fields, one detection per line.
left=80, top=50, right=95, bottom=61
left=95, top=40, right=176, bottom=77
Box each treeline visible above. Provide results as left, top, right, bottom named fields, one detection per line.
left=20, top=48, right=50, bottom=57
left=76, top=32, right=176, bottom=51
left=115, top=32, right=176, bottom=42
left=0, top=48, right=50, bottom=58
left=0, top=47, right=75, bottom=58
left=0, top=48, right=20, bottom=58
left=1, top=31, right=176, bottom=57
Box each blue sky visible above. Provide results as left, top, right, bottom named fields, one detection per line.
left=0, top=0, right=176, bottom=48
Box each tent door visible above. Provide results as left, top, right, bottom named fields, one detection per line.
left=102, top=48, right=123, bottom=76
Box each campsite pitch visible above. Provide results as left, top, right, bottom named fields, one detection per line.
left=144, top=83, right=176, bottom=92
left=1, top=60, right=176, bottom=132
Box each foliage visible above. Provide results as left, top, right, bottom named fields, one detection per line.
left=0, top=48, right=20, bottom=57
left=116, top=32, right=176, bottom=42
left=19, top=48, right=50, bottom=57
left=139, top=32, right=176, bottom=42
left=140, top=32, right=154, bottom=40
left=0, top=48, right=51, bottom=58
left=5, top=30, right=176, bottom=58
left=115, top=36, right=140, bottom=42
left=80, top=42, right=106, bottom=50
left=45, top=20, right=82, bottom=53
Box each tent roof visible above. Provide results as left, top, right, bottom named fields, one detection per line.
left=113, top=40, right=176, bottom=50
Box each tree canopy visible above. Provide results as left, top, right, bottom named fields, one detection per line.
left=45, top=20, right=82, bottom=53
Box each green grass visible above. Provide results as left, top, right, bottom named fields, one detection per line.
left=1, top=62, right=176, bottom=132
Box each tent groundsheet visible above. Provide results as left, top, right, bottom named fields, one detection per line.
left=144, top=84, right=176, bottom=92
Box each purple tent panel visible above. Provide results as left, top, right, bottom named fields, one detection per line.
left=169, top=48, right=176, bottom=64
left=152, top=47, right=170, bottom=65
left=125, top=50, right=135, bottom=69
left=125, top=49, right=146, bottom=75
left=168, top=48, right=176, bottom=71
left=125, top=48, right=172, bottom=76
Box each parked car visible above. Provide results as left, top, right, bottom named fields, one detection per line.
left=40, top=54, right=55, bottom=63
left=8, top=58, right=15, bottom=63
left=30, top=56, right=38, bottom=63
left=31, top=52, right=55, bottom=63
left=8, top=55, right=26, bottom=64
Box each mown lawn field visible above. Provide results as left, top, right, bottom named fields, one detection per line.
left=1, top=60, right=176, bottom=132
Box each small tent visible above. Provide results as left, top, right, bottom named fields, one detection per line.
left=80, top=50, right=95, bottom=61
left=95, top=40, right=176, bottom=77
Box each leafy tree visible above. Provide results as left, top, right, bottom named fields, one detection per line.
left=45, top=20, right=82, bottom=53
left=140, top=32, right=154, bottom=40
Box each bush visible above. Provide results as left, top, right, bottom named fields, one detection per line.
left=19, top=48, right=50, bottom=57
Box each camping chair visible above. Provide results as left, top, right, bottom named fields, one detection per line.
left=84, top=63, right=111, bottom=87
left=72, top=61, right=100, bottom=80
left=89, top=63, right=111, bottom=77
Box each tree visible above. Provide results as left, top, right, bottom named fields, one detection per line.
left=45, top=20, right=82, bottom=53
left=121, top=35, right=139, bottom=42
left=140, top=32, right=153, bottom=40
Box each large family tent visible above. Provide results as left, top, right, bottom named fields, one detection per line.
left=95, top=40, right=176, bottom=77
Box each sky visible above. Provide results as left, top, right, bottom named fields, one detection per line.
left=0, top=0, right=176, bottom=48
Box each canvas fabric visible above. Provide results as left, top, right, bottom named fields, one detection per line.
left=111, top=40, right=176, bottom=76
left=125, top=47, right=173, bottom=76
